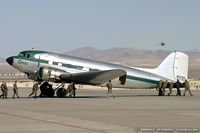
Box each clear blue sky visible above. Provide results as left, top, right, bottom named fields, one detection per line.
left=0, top=0, right=199, bottom=58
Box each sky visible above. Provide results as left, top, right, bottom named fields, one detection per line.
left=0, top=0, right=200, bottom=58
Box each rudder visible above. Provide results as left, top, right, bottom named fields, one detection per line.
left=155, top=52, right=188, bottom=82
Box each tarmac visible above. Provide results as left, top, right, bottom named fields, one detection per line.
left=0, top=87, right=200, bottom=133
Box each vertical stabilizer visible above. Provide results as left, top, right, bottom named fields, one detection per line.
left=155, top=52, right=188, bottom=82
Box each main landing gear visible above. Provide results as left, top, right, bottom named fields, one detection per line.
left=39, top=82, right=55, bottom=97
left=39, top=82, right=68, bottom=98
left=55, top=82, right=67, bottom=98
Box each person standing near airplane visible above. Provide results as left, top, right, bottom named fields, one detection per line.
left=72, top=82, right=77, bottom=98
left=0, top=81, right=5, bottom=98
left=29, top=82, right=39, bottom=98
left=157, top=80, right=163, bottom=96
left=162, top=80, right=168, bottom=96
left=3, top=82, right=8, bottom=99
left=106, top=80, right=115, bottom=98
left=176, top=79, right=181, bottom=96
left=13, top=80, right=19, bottom=98
left=66, top=82, right=74, bottom=97
left=168, top=81, right=174, bottom=96
left=183, top=80, right=193, bottom=96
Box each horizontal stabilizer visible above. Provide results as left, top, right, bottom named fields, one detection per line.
left=60, top=69, right=126, bottom=85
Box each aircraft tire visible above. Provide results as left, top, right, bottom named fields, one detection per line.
left=46, top=85, right=55, bottom=97
left=56, top=88, right=67, bottom=98
left=40, top=82, right=55, bottom=97
left=40, top=82, right=49, bottom=97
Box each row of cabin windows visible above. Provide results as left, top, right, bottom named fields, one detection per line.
left=50, top=61, right=84, bottom=70
left=50, top=61, right=98, bottom=72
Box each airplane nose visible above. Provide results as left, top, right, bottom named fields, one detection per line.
left=6, top=57, right=14, bottom=66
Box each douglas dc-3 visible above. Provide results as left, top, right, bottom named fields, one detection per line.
left=6, top=50, right=188, bottom=97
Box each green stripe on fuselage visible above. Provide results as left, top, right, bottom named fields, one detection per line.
left=126, top=75, right=158, bottom=84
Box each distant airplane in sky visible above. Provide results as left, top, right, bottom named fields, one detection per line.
left=156, top=42, right=166, bottom=47
left=160, top=42, right=166, bottom=46
left=6, top=50, right=188, bottom=97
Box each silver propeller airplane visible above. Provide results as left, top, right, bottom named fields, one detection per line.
left=6, top=50, right=188, bottom=97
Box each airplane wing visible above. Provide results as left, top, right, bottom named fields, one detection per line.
left=59, top=69, right=126, bottom=85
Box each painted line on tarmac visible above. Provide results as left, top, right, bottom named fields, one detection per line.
left=0, top=112, right=109, bottom=133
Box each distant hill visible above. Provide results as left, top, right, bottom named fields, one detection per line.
left=0, top=57, right=5, bottom=63
left=0, top=57, right=19, bottom=74
left=64, top=47, right=172, bottom=60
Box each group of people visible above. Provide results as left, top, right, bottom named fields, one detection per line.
left=0, top=80, right=19, bottom=99
left=1, top=80, right=78, bottom=99
left=157, top=79, right=193, bottom=96
left=0, top=79, right=194, bottom=99
left=29, top=81, right=77, bottom=98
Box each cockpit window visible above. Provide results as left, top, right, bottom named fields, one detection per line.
left=18, top=53, right=31, bottom=58
left=18, top=53, right=25, bottom=57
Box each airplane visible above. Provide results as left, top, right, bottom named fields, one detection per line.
left=160, top=42, right=166, bottom=46
left=6, top=50, right=188, bottom=97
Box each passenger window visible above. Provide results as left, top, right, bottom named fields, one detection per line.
left=75, top=66, right=83, bottom=70
left=68, top=64, right=72, bottom=68
left=49, top=61, right=53, bottom=65
left=58, top=63, right=62, bottom=67
left=18, top=53, right=25, bottom=57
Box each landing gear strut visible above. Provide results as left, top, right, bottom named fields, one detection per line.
left=39, top=82, right=68, bottom=98
left=55, top=82, right=67, bottom=98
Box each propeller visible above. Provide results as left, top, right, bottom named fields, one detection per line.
left=36, top=56, right=42, bottom=80
left=37, top=56, right=41, bottom=71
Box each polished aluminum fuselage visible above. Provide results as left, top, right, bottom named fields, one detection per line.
left=12, top=52, right=167, bottom=89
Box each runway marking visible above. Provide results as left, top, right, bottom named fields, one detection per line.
left=0, top=112, right=109, bottom=133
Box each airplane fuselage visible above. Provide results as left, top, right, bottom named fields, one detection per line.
left=7, top=50, right=170, bottom=89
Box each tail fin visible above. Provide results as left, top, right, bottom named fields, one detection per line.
left=156, top=52, right=188, bottom=82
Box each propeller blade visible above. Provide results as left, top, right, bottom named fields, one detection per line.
left=37, top=56, right=40, bottom=71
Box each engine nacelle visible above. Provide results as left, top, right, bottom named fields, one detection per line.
left=39, top=67, right=66, bottom=82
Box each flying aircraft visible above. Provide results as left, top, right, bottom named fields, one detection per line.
left=6, top=50, right=188, bottom=97
left=160, top=42, right=166, bottom=46
left=156, top=42, right=166, bottom=46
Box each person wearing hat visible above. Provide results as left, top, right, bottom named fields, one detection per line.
left=29, top=81, right=39, bottom=98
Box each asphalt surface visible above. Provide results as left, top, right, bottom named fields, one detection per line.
left=0, top=87, right=200, bottom=133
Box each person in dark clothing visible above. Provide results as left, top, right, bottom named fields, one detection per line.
left=157, top=80, right=163, bottom=96
left=176, top=79, right=181, bottom=96
left=72, top=82, right=76, bottom=97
